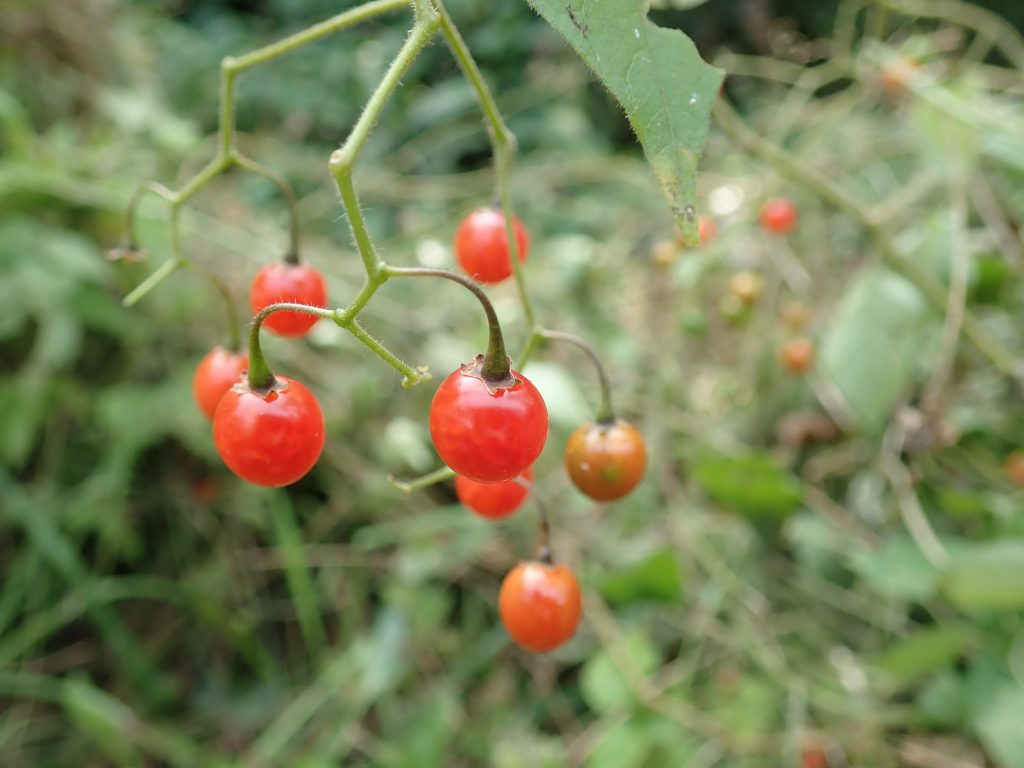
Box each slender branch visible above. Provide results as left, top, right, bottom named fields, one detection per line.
left=346, top=320, right=426, bottom=387
left=123, top=258, right=183, bottom=307
left=126, top=181, right=175, bottom=248
left=516, top=328, right=543, bottom=370
left=388, top=466, right=454, bottom=494
left=533, top=494, right=552, bottom=564
left=246, top=302, right=337, bottom=392
left=385, top=266, right=511, bottom=381
left=539, top=329, right=615, bottom=422
left=329, top=19, right=440, bottom=275
left=231, top=152, right=302, bottom=262
left=434, top=0, right=535, bottom=330
left=712, top=98, right=1021, bottom=383
left=185, top=264, right=243, bottom=351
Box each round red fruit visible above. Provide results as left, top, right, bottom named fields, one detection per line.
left=213, top=376, right=325, bottom=487
left=759, top=197, right=798, bottom=235
left=454, top=207, right=529, bottom=284
left=455, top=468, right=533, bottom=520
left=698, top=215, right=717, bottom=245
left=250, top=262, right=328, bottom=337
left=781, top=337, right=815, bottom=373
left=499, top=561, right=582, bottom=653
left=429, top=357, right=547, bottom=483
left=192, top=347, right=248, bottom=421
left=565, top=419, right=647, bottom=501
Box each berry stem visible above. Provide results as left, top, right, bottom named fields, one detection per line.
left=186, top=264, right=242, bottom=351
left=385, top=266, right=511, bottom=382
left=388, top=466, right=455, bottom=494
left=434, top=1, right=535, bottom=331
left=230, top=152, right=302, bottom=263
left=533, top=494, right=553, bottom=565
left=246, top=303, right=336, bottom=393
left=539, top=329, right=615, bottom=423
left=125, top=181, right=175, bottom=249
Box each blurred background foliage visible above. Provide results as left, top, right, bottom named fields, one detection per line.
left=2, top=0, right=1024, bottom=766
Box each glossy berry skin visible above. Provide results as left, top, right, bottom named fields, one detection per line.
left=564, top=419, right=647, bottom=501
left=213, top=376, right=325, bottom=487
left=192, top=347, right=248, bottom=421
left=250, top=262, right=328, bottom=337
left=454, top=207, right=529, bottom=284
left=429, top=358, right=548, bottom=483
left=781, top=337, right=815, bottom=374
left=455, top=468, right=533, bottom=520
left=499, top=561, right=582, bottom=653
left=759, top=197, right=798, bottom=235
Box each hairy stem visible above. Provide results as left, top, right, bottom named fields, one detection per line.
left=247, top=303, right=336, bottom=392
left=539, top=329, right=615, bottom=422
left=385, top=266, right=511, bottom=381
left=231, top=152, right=302, bottom=262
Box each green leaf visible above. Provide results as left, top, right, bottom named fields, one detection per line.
left=600, top=549, right=683, bottom=605
left=875, top=626, right=971, bottom=686
left=821, top=269, right=940, bottom=434
left=974, top=686, right=1024, bottom=768
left=580, top=632, right=659, bottom=713
left=524, top=0, right=723, bottom=243
left=942, top=540, right=1024, bottom=611
left=585, top=720, right=650, bottom=768
left=710, top=677, right=779, bottom=749
left=692, top=451, right=803, bottom=520
left=916, top=670, right=967, bottom=726
left=850, top=536, right=940, bottom=602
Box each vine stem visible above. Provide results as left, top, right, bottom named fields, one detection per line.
left=186, top=264, right=242, bottom=351
left=384, top=266, right=511, bottom=381
left=230, top=152, right=302, bottom=262
left=538, top=329, right=615, bottom=422
left=711, top=98, right=1021, bottom=383
left=246, top=303, right=337, bottom=392
left=433, top=0, right=535, bottom=332
left=329, top=17, right=440, bottom=276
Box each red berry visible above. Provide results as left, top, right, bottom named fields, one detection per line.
left=698, top=215, right=717, bottom=245
left=499, top=561, right=582, bottom=653
left=455, top=468, right=533, bottom=520
left=192, top=346, right=248, bottom=421
left=213, top=376, right=325, bottom=487
left=454, top=207, right=529, bottom=284
left=564, top=420, right=647, bottom=501
left=429, top=356, right=547, bottom=483
left=760, top=197, right=798, bottom=235
left=250, top=262, right=328, bottom=337
left=781, top=337, right=815, bottom=373
left=801, top=745, right=828, bottom=768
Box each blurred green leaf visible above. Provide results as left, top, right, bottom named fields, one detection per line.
left=524, top=0, right=723, bottom=241
left=599, top=549, right=683, bottom=606
left=875, top=626, right=971, bottom=686
left=973, top=686, right=1024, bottom=768
left=586, top=720, right=650, bottom=768
left=711, top=677, right=778, bottom=748
left=580, top=631, right=659, bottom=713
left=692, top=450, right=803, bottom=520
left=942, top=540, right=1024, bottom=611
left=916, top=670, right=967, bottom=727
left=821, top=269, right=939, bottom=434
left=850, top=536, right=940, bottom=602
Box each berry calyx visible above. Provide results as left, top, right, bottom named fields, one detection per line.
left=213, top=375, right=325, bottom=487
left=760, top=197, right=798, bottom=235
left=498, top=560, right=582, bottom=653
left=781, top=337, right=815, bottom=373
left=429, top=355, right=548, bottom=483
left=192, top=346, right=248, bottom=421
left=455, top=468, right=533, bottom=520
left=454, top=207, right=529, bottom=284
left=564, top=419, right=647, bottom=501
left=250, top=262, right=328, bottom=337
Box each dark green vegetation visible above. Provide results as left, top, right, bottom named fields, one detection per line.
left=3, top=0, right=1024, bottom=766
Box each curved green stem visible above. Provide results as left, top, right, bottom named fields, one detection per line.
left=186, top=264, right=242, bottom=350
left=123, top=257, right=183, bottom=307
left=126, top=181, right=175, bottom=248
left=389, top=466, right=455, bottom=494
left=533, top=494, right=552, bottom=564
left=539, top=328, right=615, bottom=422
left=385, top=266, right=511, bottom=381
left=347, top=319, right=426, bottom=387
left=329, top=18, right=440, bottom=276
left=434, top=0, right=535, bottom=330
left=247, top=303, right=336, bottom=392
left=231, top=152, right=302, bottom=262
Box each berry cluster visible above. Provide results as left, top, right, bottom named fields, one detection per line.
left=178, top=211, right=648, bottom=654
